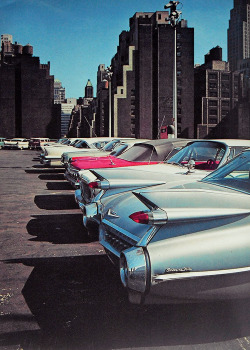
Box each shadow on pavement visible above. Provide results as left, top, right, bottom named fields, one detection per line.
left=25, top=169, right=65, bottom=174
left=46, top=182, right=73, bottom=191
left=1, top=256, right=250, bottom=350
left=38, top=174, right=65, bottom=180
left=34, top=194, right=79, bottom=210
left=26, top=214, right=90, bottom=244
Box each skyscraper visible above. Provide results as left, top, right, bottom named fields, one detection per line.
left=228, top=0, right=250, bottom=71
left=110, top=11, right=194, bottom=139
left=194, top=46, right=243, bottom=139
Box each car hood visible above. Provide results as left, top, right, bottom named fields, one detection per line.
left=46, top=146, right=97, bottom=157
left=90, top=163, right=209, bottom=182
left=72, top=156, right=159, bottom=171
left=63, top=150, right=111, bottom=161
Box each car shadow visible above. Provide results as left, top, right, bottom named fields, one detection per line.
left=38, top=174, right=65, bottom=180
left=1, top=256, right=250, bottom=350
left=25, top=169, right=65, bottom=174
left=26, top=214, right=90, bottom=244
left=46, top=182, right=73, bottom=190
left=34, top=194, right=79, bottom=210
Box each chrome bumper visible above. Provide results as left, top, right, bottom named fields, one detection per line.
left=64, top=171, right=80, bottom=188
left=40, top=157, right=51, bottom=165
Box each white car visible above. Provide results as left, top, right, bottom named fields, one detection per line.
left=61, top=138, right=136, bottom=167
left=40, top=137, right=116, bottom=166
left=3, top=138, right=30, bottom=150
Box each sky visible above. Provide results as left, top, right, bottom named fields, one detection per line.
left=1, top=0, right=234, bottom=98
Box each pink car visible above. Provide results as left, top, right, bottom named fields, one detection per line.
left=64, top=139, right=190, bottom=188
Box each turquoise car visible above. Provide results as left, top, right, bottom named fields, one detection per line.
left=0, top=138, right=6, bottom=149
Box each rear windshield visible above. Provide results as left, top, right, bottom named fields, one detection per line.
left=118, top=144, right=158, bottom=161
left=166, top=141, right=226, bottom=171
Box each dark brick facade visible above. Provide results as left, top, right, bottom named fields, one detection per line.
left=109, top=12, right=194, bottom=139
left=0, top=42, right=60, bottom=138
left=194, top=47, right=244, bottom=139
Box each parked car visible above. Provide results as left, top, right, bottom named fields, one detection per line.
left=3, top=138, right=30, bottom=149
left=40, top=137, right=115, bottom=166
left=29, top=138, right=50, bottom=150
left=0, top=137, right=6, bottom=149
left=99, top=149, right=250, bottom=304
left=61, top=138, right=135, bottom=167
left=76, top=139, right=250, bottom=232
left=40, top=138, right=69, bottom=153
left=64, top=139, right=150, bottom=188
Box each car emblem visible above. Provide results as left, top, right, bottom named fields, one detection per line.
left=107, top=209, right=120, bottom=218
left=165, top=267, right=192, bottom=274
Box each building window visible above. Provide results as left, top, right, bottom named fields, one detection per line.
left=222, top=92, right=229, bottom=98
left=209, top=118, right=217, bottom=124
left=209, top=82, right=217, bottom=89
left=209, top=109, right=217, bottom=116
left=209, top=73, right=217, bottom=80
left=222, top=100, right=230, bottom=107
left=222, top=82, right=230, bottom=90
left=209, top=91, right=218, bottom=97
left=222, top=110, right=229, bottom=117
left=209, top=100, right=217, bottom=106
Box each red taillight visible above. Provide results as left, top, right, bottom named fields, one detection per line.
left=88, top=181, right=99, bottom=189
left=129, top=211, right=149, bottom=224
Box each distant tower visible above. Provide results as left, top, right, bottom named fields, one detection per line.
left=228, top=0, right=250, bottom=71
left=1, top=34, right=13, bottom=58
left=85, top=79, right=93, bottom=98
left=1, top=34, right=13, bottom=44
left=54, top=79, right=66, bottom=104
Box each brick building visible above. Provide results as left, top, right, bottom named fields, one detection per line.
left=0, top=36, right=60, bottom=138
left=107, top=11, right=194, bottom=139
left=194, top=46, right=244, bottom=139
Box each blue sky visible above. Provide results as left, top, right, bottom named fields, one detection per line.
left=1, top=0, right=233, bottom=98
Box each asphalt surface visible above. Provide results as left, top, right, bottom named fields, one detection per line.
left=0, top=149, right=250, bottom=350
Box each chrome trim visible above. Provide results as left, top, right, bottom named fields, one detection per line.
left=64, top=172, right=80, bottom=188
left=85, top=202, right=98, bottom=219
left=153, top=266, right=250, bottom=283
left=120, top=247, right=147, bottom=293
left=102, top=219, right=140, bottom=244
left=136, top=226, right=159, bottom=247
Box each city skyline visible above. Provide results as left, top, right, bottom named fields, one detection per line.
left=1, top=0, right=233, bottom=98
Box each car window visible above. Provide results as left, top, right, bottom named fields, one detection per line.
left=227, top=146, right=249, bottom=161
left=102, top=140, right=120, bottom=152
left=167, top=141, right=226, bottom=171
left=75, top=141, right=90, bottom=149
left=111, top=144, right=128, bottom=156
left=202, top=152, right=250, bottom=194
left=118, top=144, right=158, bottom=161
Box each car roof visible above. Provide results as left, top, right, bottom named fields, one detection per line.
left=128, top=138, right=193, bottom=159
left=210, top=139, right=250, bottom=147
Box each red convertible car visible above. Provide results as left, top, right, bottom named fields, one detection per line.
left=64, top=139, right=190, bottom=188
